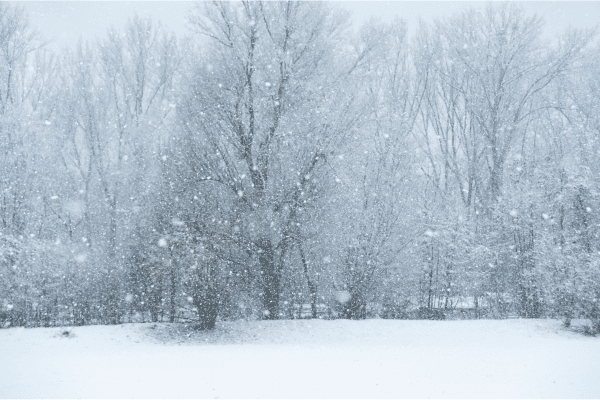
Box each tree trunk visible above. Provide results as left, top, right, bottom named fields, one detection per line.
left=193, top=290, right=218, bottom=330
left=298, top=241, right=318, bottom=319
left=169, top=257, right=177, bottom=323
left=258, top=237, right=279, bottom=320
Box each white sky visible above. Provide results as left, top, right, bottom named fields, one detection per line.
left=14, top=1, right=600, bottom=51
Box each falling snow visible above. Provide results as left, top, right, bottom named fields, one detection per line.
left=1, top=1, right=600, bottom=398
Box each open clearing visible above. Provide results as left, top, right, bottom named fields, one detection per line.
left=1, top=319, right=599, bottom=398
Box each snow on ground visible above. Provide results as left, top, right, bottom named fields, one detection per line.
left=1, top=319, right=599, bottom=398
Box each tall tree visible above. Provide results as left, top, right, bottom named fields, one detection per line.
left=176, top=1, right=359, bottom=320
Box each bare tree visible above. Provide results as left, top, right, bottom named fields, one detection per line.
left=328, top=19, right=423, bottom=319
left=176, top=1, right=360, bottom=320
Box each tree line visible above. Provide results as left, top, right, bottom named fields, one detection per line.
left=1, top=2, right=599, bottom=333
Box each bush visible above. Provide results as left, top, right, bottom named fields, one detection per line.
left=380, top=299, right=413, bottom=319
left=416, top=307, right=446, bottom=320
left=336, top=291, right=367, bottom=320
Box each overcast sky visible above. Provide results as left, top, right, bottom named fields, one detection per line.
left=15, top=1, right=600, bottom=51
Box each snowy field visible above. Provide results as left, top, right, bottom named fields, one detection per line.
left=1, top=319, right=599, bottom=399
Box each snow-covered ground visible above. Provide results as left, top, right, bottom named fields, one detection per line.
left=1, top=319, right=599, bottom=398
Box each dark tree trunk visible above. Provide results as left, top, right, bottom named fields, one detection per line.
left=298, top=242, right=318, bottom=319
left=169, top=257, right=177, bottom=323
left=193, top=289, right=219, bottom=330
left=258, top=237, right=279, bottom=320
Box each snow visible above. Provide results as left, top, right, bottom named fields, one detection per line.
left=1, top=319, right=599, bottom=398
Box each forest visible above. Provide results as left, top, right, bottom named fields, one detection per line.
left=1, top=1, right=599, bottom=334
